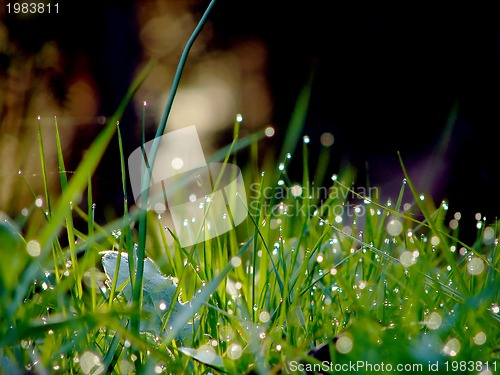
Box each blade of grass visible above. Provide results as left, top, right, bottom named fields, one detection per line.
left=277, top=74, right=314, bottom=167
left=398, top=152, right=469, bottom=296
left=133, top=2, right=217, bottom=354
left=7, top=59, right=155, bottom=321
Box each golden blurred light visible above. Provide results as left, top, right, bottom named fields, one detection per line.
left=320, top=132, right=334, bottom=147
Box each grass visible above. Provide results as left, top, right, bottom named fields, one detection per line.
left=1, top=3, right=499, bottom=374
left=1, top=98, right=499, bottom=375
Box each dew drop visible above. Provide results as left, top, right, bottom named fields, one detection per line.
left=467, top=257, right=484, bottom=275
left=430, top=236, right=440, bottom=246
left=227, top=343, right=242, bottom=359
left=259, top=311, right=271, bottom=323
left=26, top=240, right=41, bottom=257
left=442, top=338, right=460, bottom=357
left=290, top=184, right=302, bottom=197
left=482, top=226, right=495, bottom=245
left=335, top=335, right=353, bottom=354
left=80, top=351, right=104, bottom=375
left=171, top=157, right=184, bottom=170
left=449, top=219, right=459, bottom=229
left=35, top=197, right=43, bottom=208
left=230, top=256, right=242, bottom=267
left=473, top=331, right=487, bottom=345
left=154, top=202, right=166, bottom=214
left=386, top=220, right=403, bottom=236
left=424, top=312, right=442, bottom=330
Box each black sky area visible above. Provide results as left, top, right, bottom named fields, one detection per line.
left=209, top=2, right=499, bottom=240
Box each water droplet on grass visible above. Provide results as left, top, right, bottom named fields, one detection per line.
left=80, top=351, right=104, bottom=375
left=424, top=312, right=442, bottom=330
left=290, top=184, right=302, bottom=197
left=154, top=202, right=166, bottom=214
left=387, top=220, right=403, bottom=236
left=467, top=257, right=485, bottom=275
left=482, top=226, right=495, bottom=244
left=230, top=256, right=242, bottom=267
left=26, top=240, right=41, bottom=257
left=430, top=236, right=440, bottom=246
left=335, top=335, right=353, bottom=354
left=473, top=331, right=487, bottom=345
left=442, top=338, right=460, bottom=357
left=35, top=197, right=43, bottom=208
left=259, top=311, right=271, bottom=323
left=227, top=343, right=242, bottom=359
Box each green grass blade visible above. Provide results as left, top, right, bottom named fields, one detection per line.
left=398, top=152, right=469, bottom=295
left=277, top=74, right=314, bottom=166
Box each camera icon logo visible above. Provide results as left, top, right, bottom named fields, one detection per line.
left=128, top=126, right=247, bottom=246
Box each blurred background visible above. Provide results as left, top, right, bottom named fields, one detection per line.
left=1, top=1, right=498, bottom=242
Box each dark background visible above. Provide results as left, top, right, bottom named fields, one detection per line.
left=209, top=2, right=499, bottom=242
left=3, top=1, right=499, bottom=243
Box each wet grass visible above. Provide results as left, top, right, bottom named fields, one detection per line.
left=1, top=97, right=499, bottom=374
left=1, top=2, right=499, bottom=374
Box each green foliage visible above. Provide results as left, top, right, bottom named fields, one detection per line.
left=0, top=2, right=499, bottom=374
left=1, top=96, right=499, bottom=374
